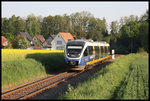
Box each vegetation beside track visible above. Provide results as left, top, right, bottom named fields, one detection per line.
left=60, top=53, right=149, bottom=100
left=2, top=49, right=66, bottom=88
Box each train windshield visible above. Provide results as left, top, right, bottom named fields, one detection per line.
left=67, top=46, right=83, bottom=58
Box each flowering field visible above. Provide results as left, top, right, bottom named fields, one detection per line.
left=2, top=49, right=64, bottom=62
left=2, top=49, right=65, bottom=89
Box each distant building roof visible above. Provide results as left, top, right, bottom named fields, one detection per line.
left=35, top=34, right=45, bottom=43
left=19, top=32, right=32, bottom=41
left=43, top=34, right=56, bottom=48
left=59, top=32, right=74, bottom=43
left=50, top=34, right=57, bottom=39
left=18, top=32, right=36, bottom=46
left=47, top=34, right=56, bottom=44
left=1, top=36, right=8, bottom=47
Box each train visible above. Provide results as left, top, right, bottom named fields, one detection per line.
left=64, top=39, right=111, bottom=70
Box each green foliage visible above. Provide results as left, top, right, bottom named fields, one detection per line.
left=18, top=36, right=30, bottom=49
left=116, top=57, right=149, bottom=99
left=110, top=20, right=120, bottom=35
left=2, top=15, right=26, bottom=36
left=2, top=32, right=15, bottom=43
left=12, top=36, right=19, bottom=48
left=60, top=53, right=149, bottom=100
left=34, top=41, right=41, bottom=48
left=139, top=21, right=149, bottom=52
left=26, top=14, right=41, bottom=37
left=2, top=59, right=46, bottom=87
left=12, top=36, right=30, bottom=49
left=5, top=41, right=13, bottom=49
left=110, top=10, right=149, bottom=54
left=117, top=21, right=140, bottom=53
left=137, top=47, right=146, bottom=53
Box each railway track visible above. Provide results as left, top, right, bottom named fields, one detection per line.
left=2, top=55, right=119, bottom=100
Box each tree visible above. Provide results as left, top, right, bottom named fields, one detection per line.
left=2, top=32, right=15, bottom=43
left=2, top=17, right=9, bottom=34
left=2, top=15, right=26, bottom=36
left=14, top=16, right=26, bottom=34
left=139, top=9, right=149, bottom=23
left=12, top=36, right=30, bottom=49
left=41, top=15, right=55, bottom=38
left=110, top=20, right=120, bottom=35
left=26, top=14, right=41, bottom=37
left=117, top=21, right=140, bottom=53
left=70, top=11, right=93, bottom=38
left=139, top=21, right=149, bottom=52
left=7, top=15, right=17, bottom=35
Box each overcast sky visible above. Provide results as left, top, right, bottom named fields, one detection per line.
left=2, top=1, right=149, bottom=31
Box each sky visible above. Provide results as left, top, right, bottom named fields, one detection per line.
left=1, top=1, right=149, bottom=31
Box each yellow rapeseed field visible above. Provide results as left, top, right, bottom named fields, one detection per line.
left=2, top=49, right=64, bottom=62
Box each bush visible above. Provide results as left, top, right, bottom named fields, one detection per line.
left=137, top=47, right=146, bottom=53
left=12, top=36, right=30, bottom=49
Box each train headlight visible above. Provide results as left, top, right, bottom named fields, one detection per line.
left=68, top=53, right=69, bottom=55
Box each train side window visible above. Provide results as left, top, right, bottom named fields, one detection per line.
left=89, top=46, right=93, bottom=55
left=108, top=46, right=110, bottom=55
left=84, top=48, right=88, bottom=56
left=99, top=46, right=101, bottom=57
left=100, top=46, right=103, bottom=57
left=105, top=46, right=107, bottom=56
left=95, top=46, right=99, bottom=58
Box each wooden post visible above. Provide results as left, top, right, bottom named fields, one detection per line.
left=112, top=49, right=115, bottom=59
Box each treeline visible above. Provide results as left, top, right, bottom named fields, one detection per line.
left=108, top=10, right=149, bottom=53
left=2, top=11, right=108, bottom=42
left=2, top=10, right=149, bottom=53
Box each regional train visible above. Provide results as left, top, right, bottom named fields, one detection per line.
left=64, top=39, right=111, bottom=70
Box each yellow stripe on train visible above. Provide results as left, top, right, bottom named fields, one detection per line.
left=86, top=56, right=111, bottom=65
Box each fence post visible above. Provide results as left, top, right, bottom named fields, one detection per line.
left=112, top=49, right=115, bottom=59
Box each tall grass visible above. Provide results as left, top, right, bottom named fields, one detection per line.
left=116, top=57, right=149, bottom=99
left=60, top=53, right=149, bottom=99
left=2, top=49, right=65, bottom=88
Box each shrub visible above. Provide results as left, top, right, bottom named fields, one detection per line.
left=137, top=47, right=146, bottom=53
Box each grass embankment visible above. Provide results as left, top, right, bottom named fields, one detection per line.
left=2, top=49, right=65, bottom=88
left=60, top=53, right=149, bottom=100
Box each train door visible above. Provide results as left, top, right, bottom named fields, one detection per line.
left=104, top=46, right=105, bottom=57
left=105, top=46, right=107, bottom=56
left=89, top=46, right=94, bottom=61
left=100, top=46, right=103, bottom=58
left=99, top=46, right=101, bottom=58
left=95, top=46, right=99, bottom=60
left=83, top=47, right=90, bottom=65
left=107, top=46, right=108, bottom=56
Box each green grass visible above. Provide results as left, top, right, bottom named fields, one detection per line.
left=60, top=53, right=149, bottom=100
left=116, top=57, right=149, bottom=99
left=2, top=59, right=46, bottom=87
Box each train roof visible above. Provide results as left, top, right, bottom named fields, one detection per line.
left=67, top=39, right=109, bottom=46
